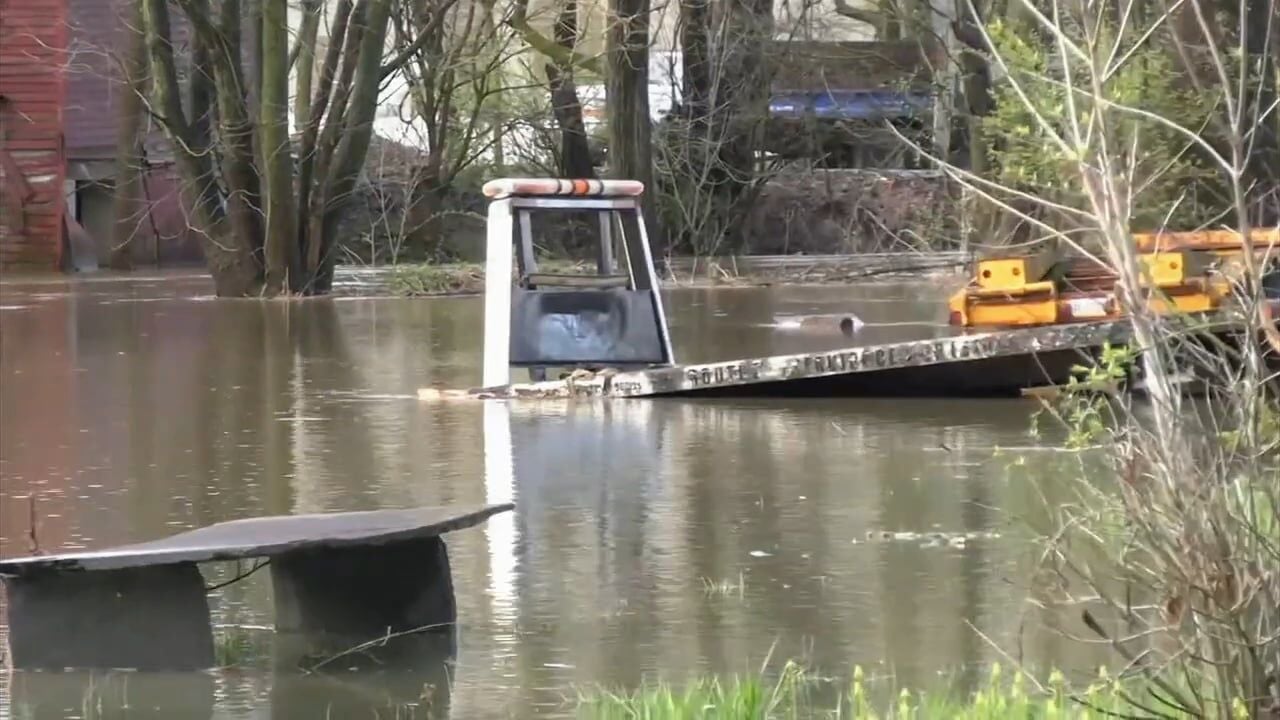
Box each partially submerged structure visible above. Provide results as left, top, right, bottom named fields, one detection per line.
left=0, top=504, right=512, bottom=670
left=479, top=177, right=674, bottom=388
left=422, top=178, right=1278, bottom=401
left=948, top=229, right=1279, bottom=328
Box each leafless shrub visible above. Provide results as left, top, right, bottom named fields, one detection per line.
left=908, top=0, right=1280, bottom=714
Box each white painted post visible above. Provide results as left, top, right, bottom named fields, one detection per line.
left=483, top=199, right=515, bottom=388
left=633, top=204, right=675, bottom=365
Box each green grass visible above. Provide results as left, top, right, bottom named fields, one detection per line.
left=386, top=259, right=608, bottom=296
left=576, top=663, right=1236, bottom=719
left=700, top=572, right=746, bottom=599
left=212, top=624, right=272, bottom=667
left=387, top=263, right=485, bottom=296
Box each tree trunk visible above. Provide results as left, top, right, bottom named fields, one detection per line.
left=606, top=0, right=660, bottom=252
left=110, top=0, right=149, bottom=271
left=548, top=0, right=595, bottom=178
left=211, top=0, right=264, bottom=267
left=297, top=0, right=354, bottom=277
left=1244, top=0, right=1279, bottom=217
left=187, top=2, right=216, bottom=164
left=407, top=170, right=446, bottom=260
left=309, top=0, right=368, bottom=258
left=310, top=0, right=393, bottom=293
left=679, top=0, right=711, bottom=122
left=246, top=0, right=264, bottom=122
left=403, top=0, right=448, bottom=256
left=709, top=0, right=772, bottom=246
left=142, top=0, right=259, bottom=295
left=260, top=0, right=298, bottom=293
left=954, top=3, right=994, bottom=172
left=293, top=0, right=322, bottom=135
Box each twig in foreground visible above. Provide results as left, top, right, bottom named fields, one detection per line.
left=304, top=622, right=455, bottom=673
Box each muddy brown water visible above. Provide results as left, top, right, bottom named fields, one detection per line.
left=0, top=272, right=1107, bottom=719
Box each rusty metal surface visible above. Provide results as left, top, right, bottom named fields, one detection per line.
left=0, top=504, right=514, bottom=575
left=464, top=313, right=1260, bottom=400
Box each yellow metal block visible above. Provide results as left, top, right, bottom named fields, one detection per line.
left=1146, top=292, right=1217, bottom=315
left=974, top=254, right=1056, bottom=290
left=1140, top=253, right=1188, bottom=286
left=1168, top=294, right=1218, bottom=314
left=950, top=281, right=1058, bottom=327
left=969, top=280, right=1057, bottom=298
left=1139, top=252, right=1216, bottom=287
left=964, top=299, right=1060, bottom=327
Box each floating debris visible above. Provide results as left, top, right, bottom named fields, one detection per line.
left=859, top=530, right=1001, bottom=548
left=417, top=387, right=480, bottom=401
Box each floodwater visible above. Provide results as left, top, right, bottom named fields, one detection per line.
left=0, top=272, right=1107, bottom=719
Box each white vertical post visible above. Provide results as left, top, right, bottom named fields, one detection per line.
left=483, top=199, right=515, bottom=388
left=633, top=203, right=676, bottom=365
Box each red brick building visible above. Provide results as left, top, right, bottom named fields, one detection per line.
left=0, top=0, right=69, bottom=269
left=0, top=0, right=201, bottom=272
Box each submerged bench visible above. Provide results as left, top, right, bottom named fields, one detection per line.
left=0, top=504, right=513, bottom=670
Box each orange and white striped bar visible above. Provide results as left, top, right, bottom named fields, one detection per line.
left=482, top=178, right=645, bottom=199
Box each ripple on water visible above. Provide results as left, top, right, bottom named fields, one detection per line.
left=0, top=279, right=1096, bottom=718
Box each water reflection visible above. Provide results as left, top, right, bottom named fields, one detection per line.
left=9, top=672, right=216, bottom=719
left=0, top=275, right=1109, bottom=719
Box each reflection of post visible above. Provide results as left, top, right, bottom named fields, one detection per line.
left=483, top=401, right=517, bottom=623
left=13, top=669, right=216, bottom=719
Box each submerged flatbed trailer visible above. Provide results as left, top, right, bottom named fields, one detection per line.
left=448, top=177, right=1276, bottom=402
left=448, top=312, right=1269, bottom=400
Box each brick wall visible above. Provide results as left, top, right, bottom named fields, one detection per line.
left=0, top=0, right=68, bottom=269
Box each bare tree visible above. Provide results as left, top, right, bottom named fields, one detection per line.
left=137, top=0, right=428, bottom=295
left=110, top=0, right=150, bottom=271
left=391, top=0, right=524, bottom=257
left=911, top=0, right=1280, bottom=714
left=654, top=0, right=782, bottom=258
left=606, top=0, right=654, bottom=220
left=507, top=0, right=598, bottom=178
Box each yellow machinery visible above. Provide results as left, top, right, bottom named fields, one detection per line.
left=948, top=229, right=1278, bottom=328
